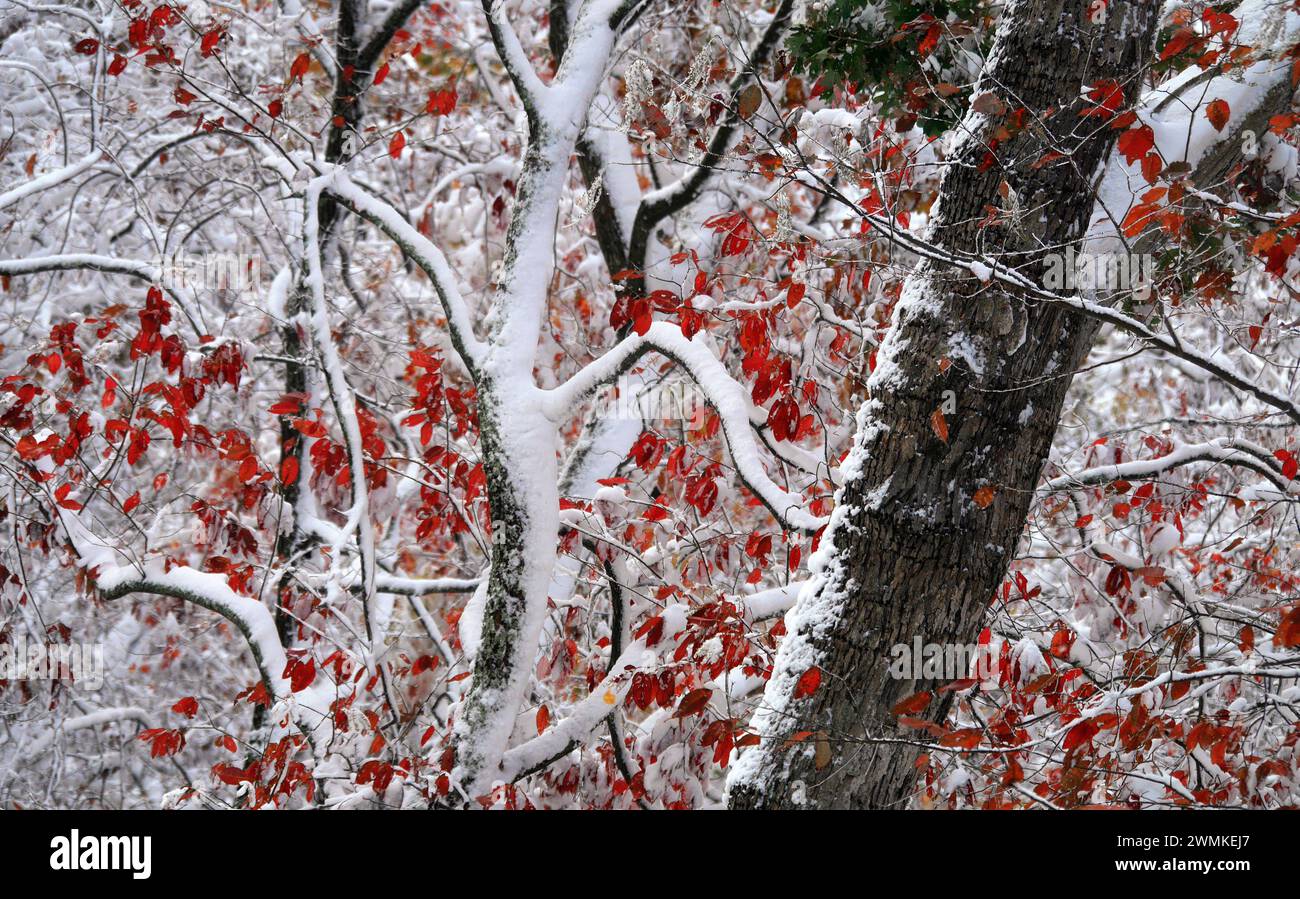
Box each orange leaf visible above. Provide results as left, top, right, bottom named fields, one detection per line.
left=930, top=407, right=949, bottom=443
left=1277, top=607, right=1300, bottom=648
left=781, top=730, right=815, bottom=749
left=1116, top=125, right=1154, bottom=165
left=1205, top=98, right=1230, bottom=131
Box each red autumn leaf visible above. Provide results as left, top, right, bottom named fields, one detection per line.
left=786, top=281, right=806, bottom=308
left=289, top=52, right=311, bottom=83
left=138, top=728, right=186, bottom=758
left=1063, top=717, right=1101, bottom=751
left=781, top=730, right=815, bottom=748
left=1117, top=124, right=1154, bottom=165
left=172, top=696, right=199, bottom=717
left=373, top=62, right=390, bottom=85
left=939, top=728, right=983, bottom=748
left=642, top=497, right=670, bottom=521
left=795, top=666, right=822, bottom=699
left=200, top=29, right=222, bottom=57
left=1121, top=202, right=1158, bottom=237
left=1277, top=606, right=1300, bottom=648
left=891, top=690, right=932, bottom=717
left=213, top=763, right=249, bottom=785
left=1269, top=113, right=1298, bottom=135
left=536, top=704, right=550, bottom=734
left=1274, top=449, right=1298, bottom=480
left=426, top=87, right=457, bottom=116
left=917, top=22, right=941, bottom=58
left=388, top=130, right=406, bottom=159
left=1205, top=98, right=1230, bottom=131
left=1080, top=79, right=1124, bottom=118
left=285, top=657, right=316, bottom=693
left=1140, top=150, right=1163, bottom=184
left=74, top=38, right=99, bottom=55
left=673, top=687, right=713, bottom=718
left=1159, top=27, right=1198, bottom=61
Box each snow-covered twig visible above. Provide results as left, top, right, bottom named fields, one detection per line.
left=544, top=321, right=828, bottom=532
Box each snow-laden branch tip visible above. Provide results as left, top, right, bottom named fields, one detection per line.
left=23, top=707, right=151, bottom=758
left=1042, top=437, right=1294, bottom=496
left=0, top=253, right=205, bottom=333
left=0, top=149, right=103, bottom=211
left=480, top=0, right=549, bottom=115
left=375, top=573, right=484, bottom=595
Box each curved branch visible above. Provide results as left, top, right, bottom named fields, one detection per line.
left=0, top=253, right=205, bottom=334
left=543, top=321, right=828, bottom=533
left=318, top=170, right=486, bottom=372
left=1042, top=438, right=1295, bottom=496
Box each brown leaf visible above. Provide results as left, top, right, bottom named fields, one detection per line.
left=973, top=485, right=997, bottom=508
left=673, top=687, right=713, bottom=718
left=813, top=733, right=832, bottom=770
left=971, top=92, right=1006, bottom=116
left=1135, top=565, right=1166, bottom=587
left=737, top=83, right=762, bottom=119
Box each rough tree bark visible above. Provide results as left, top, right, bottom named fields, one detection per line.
left=729, top=0, right=1163, bottom=809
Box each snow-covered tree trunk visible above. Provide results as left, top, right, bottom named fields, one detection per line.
left=729, top=0, right=1164, bottom=809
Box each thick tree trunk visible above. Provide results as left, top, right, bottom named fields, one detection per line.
left=729, top=0, right=1162, bottom=809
